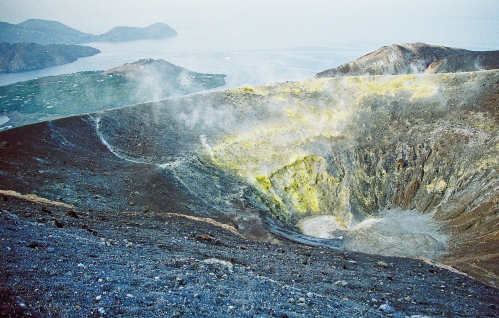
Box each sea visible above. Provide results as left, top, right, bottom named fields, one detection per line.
left=1, top=29, right=497, bottom=90
left=0, top=34, right=379, bottom=89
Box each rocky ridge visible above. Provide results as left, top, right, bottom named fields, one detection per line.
left=316, top=43, right=498, bottom=78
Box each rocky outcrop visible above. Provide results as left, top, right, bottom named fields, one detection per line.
left=425, top=50, right=499, bottom=73
left=0, top=42, right=100, bottom=73
left=315, top=43, right=499, bottom=78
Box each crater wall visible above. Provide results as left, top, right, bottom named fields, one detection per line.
left=90, top=71, right=499, bottom=284
left=1, top=70, right=498, bottom=286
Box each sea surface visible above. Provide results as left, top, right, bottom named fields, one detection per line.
left=1, top=29, right=497, bottom=90
left=0, top=34, right=379, bottom=89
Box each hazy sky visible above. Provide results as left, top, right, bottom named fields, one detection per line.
left=0, top=0, right=498, bottom=49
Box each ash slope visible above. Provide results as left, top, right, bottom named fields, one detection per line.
left=316, top=43, right=499, bottom=78
left=2, top=194, right=498, bottom=317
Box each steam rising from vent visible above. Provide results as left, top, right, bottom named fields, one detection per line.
left=199, top=134, right=214, bottom=156
left=131, top=66, right=168, bottom=102
left=111, top=59, right=226, bottom=102
left=298, top=209, right=448, bottom=259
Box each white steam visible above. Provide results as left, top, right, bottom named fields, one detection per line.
left=199, top=134, right=214, bottom=156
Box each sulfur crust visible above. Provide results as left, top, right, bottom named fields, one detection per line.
left=209, top=72, right=493, bottom=224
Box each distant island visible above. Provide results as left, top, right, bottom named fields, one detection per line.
left=0, top=59, right=225, bottom=129
left=0, top=19, right=178, bottom=45
left=0, top=42, right=100, bottom=73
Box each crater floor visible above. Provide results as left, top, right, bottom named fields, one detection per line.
left=298, top=209, right=448, bottom=259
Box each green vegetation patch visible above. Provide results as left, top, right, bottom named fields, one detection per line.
left=0, top=59, right=225, bottom=129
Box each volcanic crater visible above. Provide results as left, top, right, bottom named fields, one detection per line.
left=1, top=43, right=499, bottom=316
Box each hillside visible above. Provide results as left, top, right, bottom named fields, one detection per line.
left=0, top=19, right=177, bottom=45
left=96, top=23, right=177, bottom=42
left=1, top=43, right=499, bottom=316
left=0, top=42, right=100, bottom=73
left=425, top=50, right=499, bottom=73
left=316, top=43, right=472, bottom=77
left=0, top=19, right=94, bottom=44
left=0, top=59, right=225, bottom=129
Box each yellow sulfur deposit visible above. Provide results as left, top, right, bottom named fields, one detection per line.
left=206, top=72, right=496, bottom=229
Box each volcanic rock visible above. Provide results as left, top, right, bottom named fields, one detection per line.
left=316, top=42, right=498, bottom=77
left=1, top=43, right=499, bottom=316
